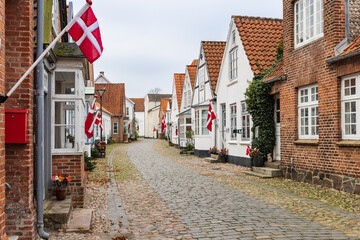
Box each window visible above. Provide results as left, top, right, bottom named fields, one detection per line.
left=198, top=67, right=205, bottom=103
left=298, top=84, right=318, bottom=139
left=241, top=102, right=250, bottom=140
left=52, top=0, right=59, bottom=34
left=195, top=110, right=200, bottom=135
left=187, top=90, right=192, bottom=107
left=232, top=30, right=236, bottom=43
left=341, top=76, right=360, bottom=139
left=184, top=92, right=187, bottom=108
left=113, top=122, right=118, bottom=134
left=230, top=48, right=238, bottom=80
left=201, top=109, right=210, bottom=135
left=294, top=0, right=323, bottom=47
left=230, top=103, right=237, bottom=140
left=275, top=98, right=280, bottom=124
left=126, top=107, right=129, bottom=116
left=52, top=70, right=85, bottom=153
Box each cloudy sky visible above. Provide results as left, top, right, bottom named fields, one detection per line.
left=71, top=0, right=282, bottom=98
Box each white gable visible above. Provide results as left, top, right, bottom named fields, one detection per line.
left=94, top=72, right=111, bottom=84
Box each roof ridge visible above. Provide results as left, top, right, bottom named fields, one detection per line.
left=201, top=40, right=226, bottom=44
left=232, top=15, right=283, bottom=22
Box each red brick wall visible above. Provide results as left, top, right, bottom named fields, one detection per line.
left=0, top=0, right=7, bottom=238
left=281, top=0, right=360, bottom=193
left=5, top=0, right=36, bottom=239
left=52, top=155, right=86, bottom=208
left=111, top=116, right=124, bottom=142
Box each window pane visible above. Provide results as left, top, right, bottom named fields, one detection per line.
left=202, top=110, right=209, bottom=135
left=54, top=126, right=75, bottom=149
left=55, top=72, right=75, bottom=95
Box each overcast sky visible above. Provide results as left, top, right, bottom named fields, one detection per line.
left=70, top=0, right=283, bottom=98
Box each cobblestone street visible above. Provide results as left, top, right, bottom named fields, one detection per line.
left=125, top=139, right=359, bottom=240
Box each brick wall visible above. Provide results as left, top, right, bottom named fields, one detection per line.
left=0, top=0, right=7, bottom=238
left=5, top=0, right=36, bottom=239
left=281, top=0, right=360, bottom=194
left=52, top=155, right=86, bottom=207
left=111, top=116, right=124, bottom=142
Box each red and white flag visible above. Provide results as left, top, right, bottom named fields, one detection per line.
left=95, top=111, right=103, bottom=131
left=175, top=125, right=178, bottom=136
left=85, top=96, right=97, bottom=138
left=68, top=2, right=103, bottom=63
left=161, top=115, right=166, bottom=132
left=207, top=101, right=216, bottom=131
left=128, top=123, right=131, bottom=131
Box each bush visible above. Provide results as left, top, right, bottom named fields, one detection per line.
left=91, top=146, right=100, bottom=158
left=186, top=143, right=194, bottom=152
left=107, top=137, right=116, bottom=144
left=84, top=151, right=97, bottom=172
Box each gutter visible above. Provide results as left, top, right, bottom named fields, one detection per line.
left=326, top=49, right=360, bottom=64
left=36, top=0, right=50, bottom=238
left=263, top=75, right=286, bottom=84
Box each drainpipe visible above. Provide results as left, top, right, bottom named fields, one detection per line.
left=36, top=0, right=50, bottom=238
left=345, top=0, right=350, bottom=41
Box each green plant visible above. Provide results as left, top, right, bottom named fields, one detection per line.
left=84, top=151, right=97, bottom=172
left=107, top=137, right=116, bottom=144
left=244, top=39, right=283, bottom=158
left=52, top=175, right=71, bottom=190
left=219, top=148, right=228, bottom=156
left=186, top=143, right=194, bottom=152
left=91, top=146, right=100, bottom=158
left=246, top=146, right=262, bottom=159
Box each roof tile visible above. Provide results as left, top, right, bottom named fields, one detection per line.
left=130, top=98, right=145, bottom=112
left=338, top=35, right=360, bottom=56
left=233, top=16, right=283, bottom=75
left=202, top=41, right=226, bottom=95
left=263, top=59, right=284, bottom=83
left=174, top=73, right=185, bottom=110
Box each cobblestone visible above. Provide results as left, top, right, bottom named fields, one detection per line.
left=127, top=139, right=358, bottom=240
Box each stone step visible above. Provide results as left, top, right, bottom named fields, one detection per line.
left=44, top=197, right=72, bottom=230
left=243, top=171, right=273, bottom=178
left=204, top=157, right=219, bottom=163
left=264, top=161, right=281, bottom=169
left=253, top=167, right=283, bottom=177
left=67, top=208, right=93, bottom=233
left=8, top=236, right=19, bottom=240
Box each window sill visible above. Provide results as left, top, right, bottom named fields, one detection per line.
left=294, top=139, right=318, bottom=146
left=52, top=151, right=84, bottom=156
left=228, top=140, right=237, bottom=145
left=239, top=141, right=250, bottom=146
left=227, top=80, right=238, bottom=87
left=336, top=140, right=360, bottom=147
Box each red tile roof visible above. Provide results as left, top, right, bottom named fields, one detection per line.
left=174, top=73, right=185, bottom=110
left=202, top=41, right=226, bottom=95
left=187, top=59, right=198, bottom=88
left=95, top=83, right=125, bottom=116
left=339, top=35, right=360, bottom=56
left=130, top=98, right=145, bottom=112
left=233, top=16, right=283, bottom=75
left=95, top=102, right=113, bottom=115
left=263, top=59, right=284, bottom=83
left=159, top=98, right=171, bottom=122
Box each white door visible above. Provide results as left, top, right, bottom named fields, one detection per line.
left=274, top=95, right=281, bottom=161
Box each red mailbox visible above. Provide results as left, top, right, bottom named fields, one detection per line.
left=5, top=110, right=28, bottom=144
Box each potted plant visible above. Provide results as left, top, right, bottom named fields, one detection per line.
left=52, top=175, right=71, bottom=200
left=246, top=146, right=264, bottom=167
left=218, top=148, right=228, bottom=163
left=209, top=146, right=218, bottom=159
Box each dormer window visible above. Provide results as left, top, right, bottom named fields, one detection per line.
left=232, top=30, right=236, bottom=44
left=294, top=0, right=323, bottom=47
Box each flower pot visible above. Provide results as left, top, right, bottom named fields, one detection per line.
left=218, top=155, right=228, bottom=163
left=210, top=153, right=218, bottom=159
left=56, top=189, right=67, bottom=201
left=253, top=157, right=264, bottom=167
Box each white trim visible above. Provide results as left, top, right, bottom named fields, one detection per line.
left=298, top=84, right=319, bottom=139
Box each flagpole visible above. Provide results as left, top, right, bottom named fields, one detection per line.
left=0, top=2, right=91, bottom=104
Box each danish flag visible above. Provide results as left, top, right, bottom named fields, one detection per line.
left=85, top=97, right=97, bottom=138
left=95, top=111, right=103, bottom=131
left=207, top=100, right=216, bottom=132
left=68, top=3, right=103, bottom=63
left=161, top=115, right=166, bottom=132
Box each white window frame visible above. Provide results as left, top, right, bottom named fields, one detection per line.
left=294, top=0, right=323, bottom=48
left=52, top=69, right=85, bottom=153
left=113, top=122, right=118, bottom=135
left=298, top=84, right=318, bottom=139
left=241, top=101, right=251, bottom=140
left=230, top=103, right=237, bottom=140
left=230, top=48, right=238, bottom=80
left=52, top=0, right=60, bottom=34
left=195, top=110, right=200, bottom=135
left=201, top=109, right=210, bottom=135
left=341, top=74, right=360, bottom=140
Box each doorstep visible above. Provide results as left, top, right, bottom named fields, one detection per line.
left=44, top=196, right=72, bottom=230
left=67, top=208, right=93, bottom=233
left=8, top=236, right=19, bottom=240
left=204, top=157, right=219, bottom=163
left=244, top=167, right=283, bottom=178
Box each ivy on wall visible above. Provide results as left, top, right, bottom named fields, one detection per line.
left=245, top=39, right=283, bottom=159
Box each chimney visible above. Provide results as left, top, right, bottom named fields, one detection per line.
left=100, top=71, right=104, bottom=75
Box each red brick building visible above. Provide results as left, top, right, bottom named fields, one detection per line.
left=265, top=0, right=360, bottom=193
left=95, top=73, right=126, bottom=143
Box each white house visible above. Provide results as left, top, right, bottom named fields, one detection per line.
left=130, top=98, right=145, bottom=137
left=215, top=16, right=283, bottom=167
left=144, top=94, right=172, bottom=138
left=169, top=73, right=185, bottom=145
left=191, top=41, right=226, bottom=157
left=125, top=97, right=135, bottom=139
left=94, top=102, right=113, bottom=143
left=178, top=60, right=198, bottom=147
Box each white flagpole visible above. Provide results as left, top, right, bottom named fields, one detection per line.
left=1, top=2, right=91, bottom=102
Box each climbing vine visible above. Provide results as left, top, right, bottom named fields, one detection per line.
left=245, top=39, right=283, bottom=159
